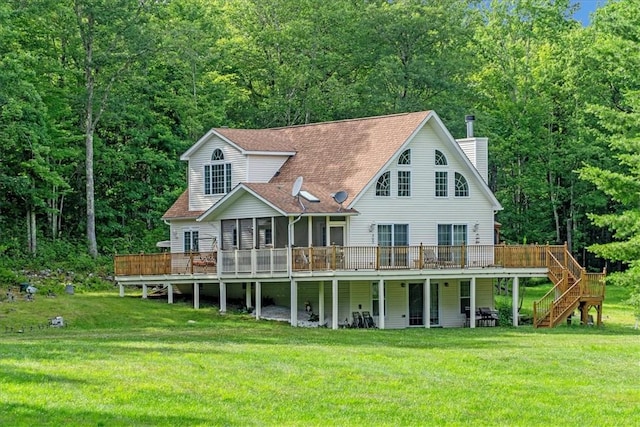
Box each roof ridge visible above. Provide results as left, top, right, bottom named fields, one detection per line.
left=215, top=111, right=429, bottom=132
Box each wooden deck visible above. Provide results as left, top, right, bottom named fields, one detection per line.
left=114, top=243, right=558, bottom=277
left=115, top=244, right=605, bottom=328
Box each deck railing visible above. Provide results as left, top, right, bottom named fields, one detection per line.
left=114, top=244, right=561, bottom=277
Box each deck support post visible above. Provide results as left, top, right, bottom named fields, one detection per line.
left=193, top=282, right=200, bottom=309
left=331, top=279, right=338, bottom=330
left=220, top=281, right=227, bottom=313
left=512, top=277, right=519, bottom=327
left=119, top=283, right=124, bottom=297
left=245, top=282, right=252, bottom=309
left=424, top=278, right=430, bottom=329
left=142, top=284, right=148, bottom=299
left=470, top=277, right=476, bottom=329
left=255, top=281, right=262, bottom=319
left=291, top=280, right=298, bottom=327
left=319, top=281, right=325, bottom=327
left=378, top=279, right=385, bottom=330
left=167, top=284, right=173, bottom=304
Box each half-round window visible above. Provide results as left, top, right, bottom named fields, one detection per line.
left=398, top=149, right=411, bottom=165
left=212, top=148, right=224, bottom=161
left=435, top=150, right=447, bottom=166
left=454, top=172, right=469, bottom=197
left=376, top=171, right=390, bottom=197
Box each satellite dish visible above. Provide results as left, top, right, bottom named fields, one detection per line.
left=291, top=176, right=303, bottom=197
left=332, top=190, right=348, bottom=205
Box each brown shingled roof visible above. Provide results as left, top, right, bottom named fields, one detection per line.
left=162, top=190, right=205, bottom=220
left=243, top=182, right=358, bottom=215
left=217, top=111, right=431, bottom=206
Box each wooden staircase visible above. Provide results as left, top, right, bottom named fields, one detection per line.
left=533, top=245, right=606, bottom=328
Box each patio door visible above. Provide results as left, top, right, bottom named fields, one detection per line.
left=378, top=224, right=409, bottom=267
left=408, top=283, right=424, bottom=326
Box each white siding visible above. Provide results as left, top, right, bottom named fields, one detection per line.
left=457, top=137, right=488, bottom=184
left=349, top=122, right=495, bottom=249
left=350, top=281, right=372, bottom=314
left=188, top=136, right=247, bottom=211
left=170, top=220, right=218, bottom=253
left=385, top=282, right=408, bottom=329
left=438, top=280, right=465, bottom=327
left=247, top=154, right=290, bottom=182
left=215, top=192, right=281, bottom=220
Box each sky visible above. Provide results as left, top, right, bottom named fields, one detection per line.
left=573, top=0, right=606, bottom=25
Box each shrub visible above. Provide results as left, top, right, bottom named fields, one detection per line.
left=495, top=295, right=513, bottom=326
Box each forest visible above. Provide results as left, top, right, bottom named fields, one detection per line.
left=1, top=0, right=639, bottom=288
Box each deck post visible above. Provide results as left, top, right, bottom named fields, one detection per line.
left=245, top=282, right=252, bottom=308
left=424, top=278, right=430, bottom=329
left=319, top=281, right=325, bottom=327
left=332, top=279, right=338, bottom=330
left=119, top=283, right=124, bottom=297
left=378, top=279, right=386, bottom=330
left=220, top=281, right=227, bottom=313
left=512, top=277, right=519, bottom=327
left=291, top=280, right=298, bottom=327
left=470, top=277, right=476, bottom=329
left=142, top=284, right=148, bottom=299
left=255, top=281, right=262, bottom=319
left=167, top=284, right=173, bottom=304
left=193, top=282, right=200, bottom=309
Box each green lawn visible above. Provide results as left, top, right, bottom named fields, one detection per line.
left=1, top=285, right=638, bottom=426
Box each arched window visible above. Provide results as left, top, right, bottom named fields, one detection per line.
left=376, top=171, right=390, bottom=196
left=212, top=148, right=224, bottom=161
left=435, top=150, right=447, bottom=166
left=397, top=149, right=411, bottom=197
left=398, top=149, right=411, bottom=165
left=455, top=172, right=469, bottom=197
left=204, top=148, right=232, bottom=195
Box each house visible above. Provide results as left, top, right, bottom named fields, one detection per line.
left=114, top=111, right=605, bottom=329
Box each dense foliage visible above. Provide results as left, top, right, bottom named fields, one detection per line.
left=1, top=0, right=638, bottom=282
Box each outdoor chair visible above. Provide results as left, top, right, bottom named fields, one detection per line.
left=362, top=311, right=376, bottom=328
left=478, top=307, right=498, bottom=326
left=351, top=312, right=364, bottom=328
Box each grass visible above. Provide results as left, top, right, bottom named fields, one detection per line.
left=1, top=285, right=639, bottom=426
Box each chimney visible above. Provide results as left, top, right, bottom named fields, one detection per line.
left=457, top=115, right=488, bottom=184
left=465, top=115, right=475, bottom=138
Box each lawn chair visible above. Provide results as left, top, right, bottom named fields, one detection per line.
left=351, top=312, right=364, bottom=328
left=362, top=311, right=376, bottom=328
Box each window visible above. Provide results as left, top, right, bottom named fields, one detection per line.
left=398, top=170, right=411, bottom=197
left=438, top=224, right=467, bottom=264
left=184, top=230, right=199, bottom=253
left=204, top=149, right=232, bottom=195
left=372, top=282, right=386, bottom=317
left=376, top=171, right=390, bottom=196
left=398, top=149, right=411, bottom=165
left=438, top=224, right=467, bottom=246
left=435, top=150, right=447, bottom=166
left=455, top=172, right=469, bottom=197
left=435, top=171, right=448, bottom=197
left=397, top=149, right=411, bottom=197
left=378, top=224, right=409, bottom=267
left=460, top=280, right=471, bottom=315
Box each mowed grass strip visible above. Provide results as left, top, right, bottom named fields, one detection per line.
left=0, top=286, right=638, bottom=426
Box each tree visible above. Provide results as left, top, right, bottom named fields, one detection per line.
left=578, top=0, right=640, bottom=327
left=71, top=0, right=160, bottom=257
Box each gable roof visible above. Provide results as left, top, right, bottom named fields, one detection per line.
left=168, top=110, right=502, bottom=221
left=219, top=111, right=432, bottom=207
